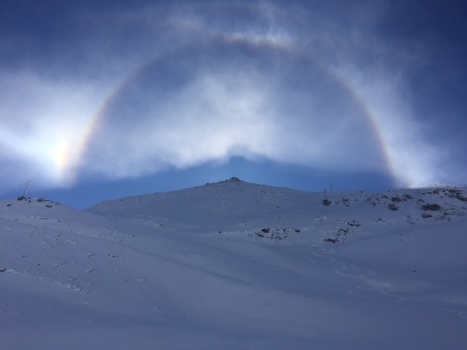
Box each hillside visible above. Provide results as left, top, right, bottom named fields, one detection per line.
left=88, top=178, right=467, bottom=243
left=1, top=179, right=466, bottom=349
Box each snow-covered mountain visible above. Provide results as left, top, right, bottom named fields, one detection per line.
left=1, top=178, right=466, bottom=349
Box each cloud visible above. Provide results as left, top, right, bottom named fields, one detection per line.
left=1, top=1, right=463, bottom=192
left=84, top=67, right=276, bottom=176
left=337, top=66, right=448, bottom=187
left=81, top=40, right=387, bottom=181
left=0, top=71, right=105, bottom=187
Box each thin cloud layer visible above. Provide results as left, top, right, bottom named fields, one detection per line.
left=83, top=42, right=384, bottom=179
left=0, top=71, right=105, bottom=186
left=1, top=1, right=465, bottom=192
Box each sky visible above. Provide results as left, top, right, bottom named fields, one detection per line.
left=1, top=0, right=467, bottom=209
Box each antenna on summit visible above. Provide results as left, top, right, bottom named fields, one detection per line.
left=22, top=180, right=30, bottom=198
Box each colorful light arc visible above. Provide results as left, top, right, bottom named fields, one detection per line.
left=67, top=36, right=399, bottom=187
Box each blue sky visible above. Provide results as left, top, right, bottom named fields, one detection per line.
left=1, top=0, right=466, bottom=208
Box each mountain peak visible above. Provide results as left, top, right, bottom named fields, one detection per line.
left=204, top=176, right=243, bottom=186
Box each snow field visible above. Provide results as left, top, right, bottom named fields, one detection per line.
left=1, top=179, right=466, bottom=349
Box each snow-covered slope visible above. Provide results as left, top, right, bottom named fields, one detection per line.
left=1, top=179, right=466, bottom=349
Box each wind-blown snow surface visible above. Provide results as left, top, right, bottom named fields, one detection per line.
left=1, top=178, right=466, bottom=349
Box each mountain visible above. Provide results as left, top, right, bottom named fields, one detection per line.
left=1, top=178, right=466, bottom=350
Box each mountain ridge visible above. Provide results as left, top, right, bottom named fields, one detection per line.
left=85, top=178, right=467, bottom=243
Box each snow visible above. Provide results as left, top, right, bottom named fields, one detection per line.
left=1, top=179, right=466, bottom=349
